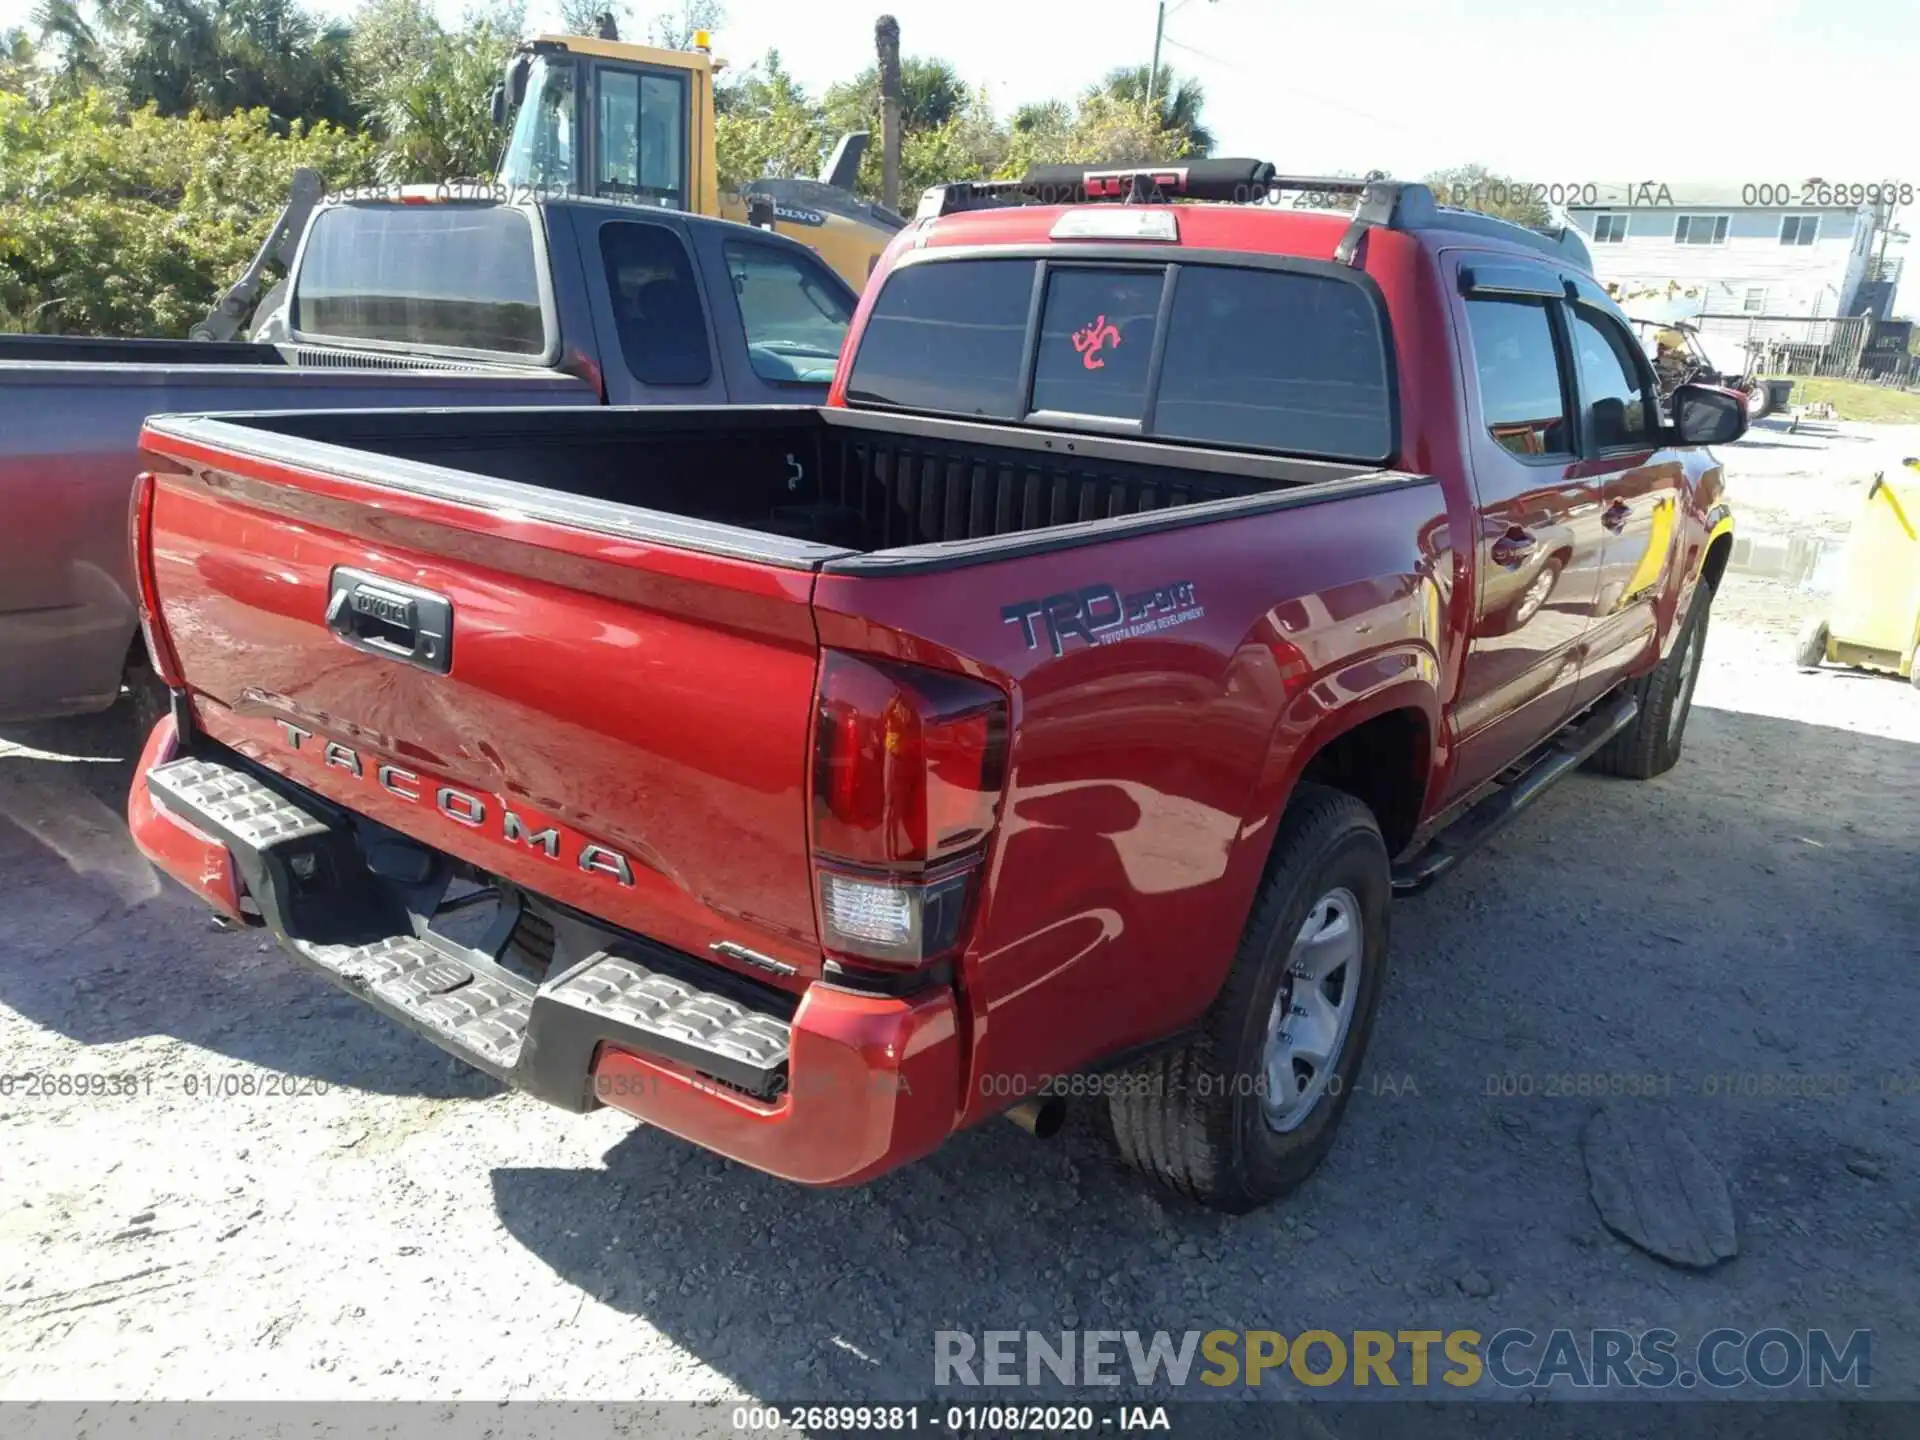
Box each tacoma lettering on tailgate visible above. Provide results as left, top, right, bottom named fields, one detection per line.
left=273, top=721, right=635, bottom=885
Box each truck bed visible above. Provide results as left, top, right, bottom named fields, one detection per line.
left=145, top=405, right=1413, bottom=568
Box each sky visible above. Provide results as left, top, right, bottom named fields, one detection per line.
left=6, top=0, right=1914, bottom=302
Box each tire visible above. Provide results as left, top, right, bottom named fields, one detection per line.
left=1586, top=582, right=1711, bottom=780
left=1745, top=383, right=1771, bottom=421
left=1107, top=784, right=1391, bottom=1212
left=1794, top=618, right=1830, bottom=670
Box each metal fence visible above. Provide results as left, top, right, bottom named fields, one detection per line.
left=1693, top=312, right=1919, bottom=387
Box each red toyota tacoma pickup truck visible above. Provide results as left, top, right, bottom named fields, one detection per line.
left=125, top=161, right=1742, bottom=1212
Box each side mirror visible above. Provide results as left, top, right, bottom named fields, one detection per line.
left=506, top=52, right=531, bottom=108
left=489, top=83, right=507, bottom=128
left=1672, top=383, right=1748, bottom=447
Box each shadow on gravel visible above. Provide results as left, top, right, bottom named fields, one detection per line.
left=491, top=706, right=1920, bottom=1403
left=0, top=703, right=493, bottom=1099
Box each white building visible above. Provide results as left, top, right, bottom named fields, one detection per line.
left=1563, top=183, right=1885, bottom=321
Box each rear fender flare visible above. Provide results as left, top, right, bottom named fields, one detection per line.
left=1221, top=647, right=1443, bottom=925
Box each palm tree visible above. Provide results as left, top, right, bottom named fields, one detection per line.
left=1085, top=63, right=1213, bottom=156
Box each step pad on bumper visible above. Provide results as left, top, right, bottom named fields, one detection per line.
left=300, top=935, right=533, bottom=1075
left=547, top=954, right=792, bottom=1091
left=149, top=757, right=328, bottom=850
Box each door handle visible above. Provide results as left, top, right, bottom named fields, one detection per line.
left=326, top=567, right=453, bottom=674
left=1490, top=528, right=1538, bottom=568
left=1602, top=500, right=1633, bottom=533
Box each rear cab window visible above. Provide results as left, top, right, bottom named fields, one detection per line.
left=1463, top=299, right=1572, bottom=458
left=845, top=255, right=1394, bottom=463
left=292, top=203, right=550, bottom=359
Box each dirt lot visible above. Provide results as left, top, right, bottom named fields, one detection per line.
left=2, top=421, right=1917, bottom=1411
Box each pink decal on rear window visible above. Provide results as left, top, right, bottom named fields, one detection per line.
left=1071, top=314, right=1122, bottom=370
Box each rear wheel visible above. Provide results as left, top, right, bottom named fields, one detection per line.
left=1586, top=582, right=1711, bottom=779
left=1106, top=785, right=1391, bottom=1212
left=1745, top=382, right=1771, bottom=421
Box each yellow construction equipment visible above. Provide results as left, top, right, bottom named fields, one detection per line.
left=1795, top=458, right=1920, bottom=687
left=491, top=31, right=904, bottom=290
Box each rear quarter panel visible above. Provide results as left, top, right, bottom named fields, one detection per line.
left=812, top=480, right=1453, bottom=1124
left=0, top=365, right=592, bottom=722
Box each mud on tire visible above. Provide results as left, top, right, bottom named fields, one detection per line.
left=1106, top=784, right=1391, bottom=1212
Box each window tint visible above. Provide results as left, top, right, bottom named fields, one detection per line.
left=1464, top=299, right=1570, bottom=457
left=1029, top=267, right=1161, bottom=420
left=599, top=221, right=711, bottom=386
left=725, top=240, right=853, bottom=385
left=596, top=69, right=687, bottom=207
left=844, top=259, right=1033, bottom=417
left=293, top=204, right=545, bottom=356
left=1155, top=267, right=1392, bottom=461
left=1570, top=310, right=1654, bottom=449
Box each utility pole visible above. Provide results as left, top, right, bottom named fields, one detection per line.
left=876, top=15, right=902, bottom=212
left=1145, top=0, right=1165, bottom=111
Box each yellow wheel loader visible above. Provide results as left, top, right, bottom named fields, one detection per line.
left=491, top=31, right=905, bottom=290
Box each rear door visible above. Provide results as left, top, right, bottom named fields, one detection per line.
left=1444, top=259, right=1607, bottom=800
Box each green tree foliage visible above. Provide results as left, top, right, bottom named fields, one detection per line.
left=715, top=49, right=826, bottom=183
left=33, top=0, right=356, bottom=127
left=0, top=28, right=36, bottom=94
left=0, top=91, right=376, bottom=334
left=1083, top=65, right=1213, bottom=157
left=349, top=0, right=523, bottom=182
left=1423, top=162, right=1551, bottom=227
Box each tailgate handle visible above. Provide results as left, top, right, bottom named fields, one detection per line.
left=325, top=568, right=453, bottom=675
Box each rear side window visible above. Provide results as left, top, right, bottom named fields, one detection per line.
left=293, top=204, right=546, bottom=356
left=724, top=239, right=853, bottom=385
left=1464, top=299, right=1571, bottom=457
left=599, top=221, right=711, bottom=386
left=1155, top=267, right=1392, bottom=459
left=1030, top=267, right=1161, bottom=420
left=844, top=259, right=1033, bottom=418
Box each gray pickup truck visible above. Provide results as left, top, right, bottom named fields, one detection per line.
left=0, top=195, right=856, bottom=723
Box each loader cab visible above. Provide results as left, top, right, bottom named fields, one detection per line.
left=495, top=35, right=719, bottom=217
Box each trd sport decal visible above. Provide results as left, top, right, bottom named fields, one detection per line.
left=1003, top=581, right=1203, bottom=657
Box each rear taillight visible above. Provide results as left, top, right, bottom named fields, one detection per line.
left=810, top=652, right=1009, bottom=969
left=129, top=471, right=184, bottom=688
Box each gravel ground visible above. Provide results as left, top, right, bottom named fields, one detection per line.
left=2, top=421, right=1917, bottom=1411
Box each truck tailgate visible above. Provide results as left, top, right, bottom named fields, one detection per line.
left=139, top=422, right=826, bottom=985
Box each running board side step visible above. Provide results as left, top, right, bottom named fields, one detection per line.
left=1391, top=692, right=1639, bottom=896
